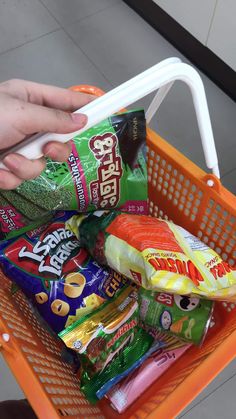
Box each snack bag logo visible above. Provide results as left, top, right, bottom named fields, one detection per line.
left=130, top=269, right=142, bottom=284
left=17, top=224, right=79, bottom=277
left=209, top=261, right=235, bottom=280
left=148, top=256, right=204, bottom=286
left=0, top=206, right=25, bottom=233
left=107, top=319, right=137, bottom=348
left=89, top=132, right=122, bottom=208
left=156, top=292, right=174, bottom=307
left=104, top=271, right=128, bottom=298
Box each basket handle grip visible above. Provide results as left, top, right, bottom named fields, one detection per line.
left=0, top=58, right=220, bottom=178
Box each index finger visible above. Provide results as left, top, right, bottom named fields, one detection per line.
left=0, top=79, right=95, bottom=111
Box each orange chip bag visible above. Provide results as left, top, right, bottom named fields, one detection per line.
left=67, top=212, right=236, bottom=301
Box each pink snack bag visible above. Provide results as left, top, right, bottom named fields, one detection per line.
left=107, top=343, right=191, bottom=413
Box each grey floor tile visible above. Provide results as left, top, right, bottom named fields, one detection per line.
left=144, top=79, right=235, bottom=189
left=39, top=0, right=120, bottom=26
left=222, top=168, right=236, bottom=194
left=0, top=30, right=112, bottom=90
left=0, top=0, right=59, bottom=54
left=0, top=355, right=24, bottom=401
left=178, top=359, right=236, bottom=417
left=67, top=2, right=236, bottom=189
left=179, top=372, right=236, bottom=419
left=66, top=2, right=180, bottom=86
left=146, top=77, right=236, bottom=183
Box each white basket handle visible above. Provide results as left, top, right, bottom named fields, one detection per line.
left=0, top=58, right=220, bottom=178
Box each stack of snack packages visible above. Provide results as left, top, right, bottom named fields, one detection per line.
left=0, top=110, right=235, bottom=412
left=62, top=210, right=236, bottom=408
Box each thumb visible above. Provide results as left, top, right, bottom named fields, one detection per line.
left=13, top=99, right=87, bottom=135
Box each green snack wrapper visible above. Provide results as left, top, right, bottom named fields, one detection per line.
left=0, top=193, right=52, bottom=240
left=139, top=289, right=214, bottom=345
left=0, top=109, right=147, bottom=240
left=1, top=190, right=47, bottom=220
left=59, top=285, right=153, bottom=403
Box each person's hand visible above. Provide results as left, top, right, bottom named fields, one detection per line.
left=0, top=79, right=94, bottom=190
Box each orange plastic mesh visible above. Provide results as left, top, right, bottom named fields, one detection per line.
left=147, top=128, right=235, bottom=266
left=0, top=88, right=235, bottom=419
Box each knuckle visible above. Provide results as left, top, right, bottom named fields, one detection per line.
left=0, top=171, right=21, bottom=190
left=0, top=79, right=23, bottom=95
left=0, top=81, right=11, bottom=91
left=20, top=159, right=45, bottom=181
left=15, top=98, right=25, bottom=112
left=55, top=109, right=71, bottom=122
left=53, top=110, right=72, bottom=133
left=55, top=109, right=66, bottom=120
left=9, top=78, right=20, bottom=85
left=3, top=79, right=21, bottom=89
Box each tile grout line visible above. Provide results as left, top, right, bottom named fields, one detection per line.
left=63, top=28, right=114, bottom=87
left=179, top=371, right=236, bottom=418
left=37, top=0, right=116, bottom=87
left=0, top=28, right=61, bottom=58
left=206, top=0, right=219, bottom=45
left=221, top=167, right=236, bottom=179
left=38, top=0, right=122, bottom=30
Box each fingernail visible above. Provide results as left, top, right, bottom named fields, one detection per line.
left=71, top=113, right=87, bottom=126
left=3, top=155, right=20, bottom=170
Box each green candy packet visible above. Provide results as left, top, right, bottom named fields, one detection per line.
left=139, top=289, right=214, bottom=345
left=0, top=109, right=147, bottom=241
left=59, top=286, right=153, bottom=403
left=81, top=327, right=153, bottom=403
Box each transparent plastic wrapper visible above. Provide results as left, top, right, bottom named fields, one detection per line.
left=0, top=110, right=147, bottom=240
left=0, top=212, right=129, bottom=333
left=107, top=303, right=222, bottom=413
left=59, top=286, right=154, bottom=403
left=107, top=342, right=191, bottom=413
left=95, top=339, right=165, bottom=400
left=67, top=211, right=236, bottom=301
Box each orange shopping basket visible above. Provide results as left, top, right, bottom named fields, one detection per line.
left=0, top=58, right=235, bottom=419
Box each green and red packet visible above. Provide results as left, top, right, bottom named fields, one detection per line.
left=0, top=109, right=147, bottom=240
left=59, top=286, right=153, bottom=403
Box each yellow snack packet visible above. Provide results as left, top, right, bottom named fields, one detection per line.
left=67, top=212, right=236, bottom=301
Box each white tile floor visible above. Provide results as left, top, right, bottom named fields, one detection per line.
left=0, top=0, right=235, bottom=417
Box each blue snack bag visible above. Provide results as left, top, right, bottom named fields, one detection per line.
left=0, top=211, right=128, bottom=333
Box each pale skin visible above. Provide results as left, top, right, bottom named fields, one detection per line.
left=0, top=79, right=94, bottom=190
